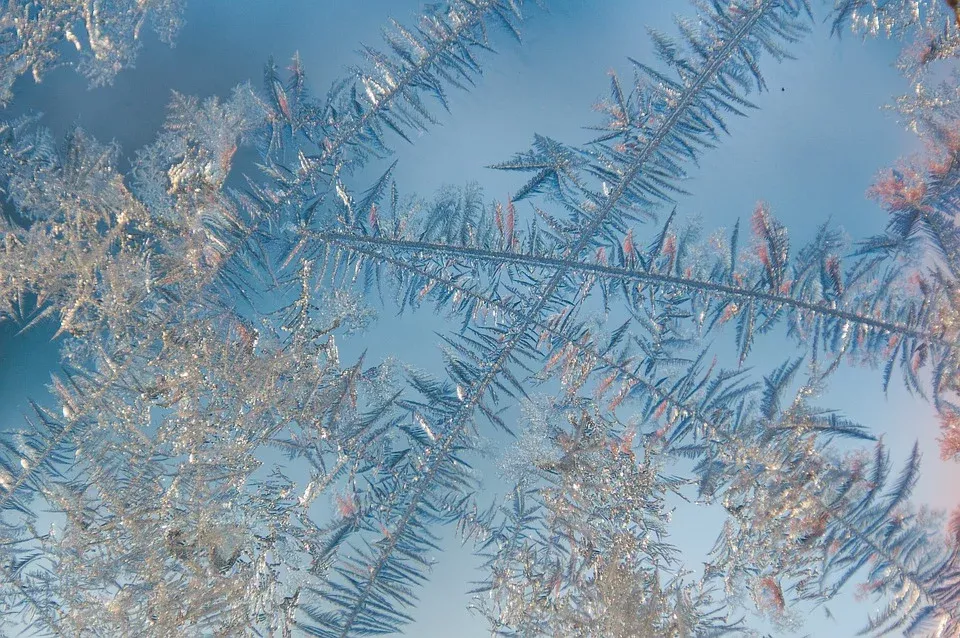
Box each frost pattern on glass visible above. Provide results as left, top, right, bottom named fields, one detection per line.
left=1, top=0, right=960, bottom=636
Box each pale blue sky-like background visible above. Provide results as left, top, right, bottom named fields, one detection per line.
left=1, top=1, right=958, bottom=636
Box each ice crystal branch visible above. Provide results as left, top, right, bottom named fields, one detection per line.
left=0, top=100, right=401, bottom=634
left=1, top=0, right=541, bottom=634
left=471, top=405, right=738, bottom=637
left=303, top=199, right=946, bottom=376
left=283, top=3, right=827, bottom=635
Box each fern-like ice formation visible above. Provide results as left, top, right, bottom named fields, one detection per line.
left=1, top=0, right=959, bottom=636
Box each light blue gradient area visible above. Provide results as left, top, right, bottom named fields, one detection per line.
left=1, top=1, right=957, bottom=636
